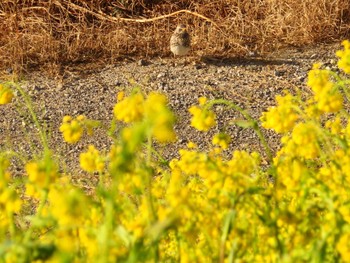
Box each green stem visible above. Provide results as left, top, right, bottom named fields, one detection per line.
left=23, top=189, right=49, bottom=245
left=206, top=99, right=273, bottom=162
left=2, top=150, right=27, bottom=166
left=149, top=147, right=168, bottom=167
left=10, top=82, right=49, bottom=151
left=331, top=72, right=350, bottom=102
left=145, top=137, right=156, bottom=222
left=8, top=210, right=17, bottom=238
left=36, top=189, right=49, bottom=216
left=146, top=134, right=159, bottom=262
left=147, top=134, right=152, bottom=166
left=99, top=198, right=114, bottom=263
left=219, top=209, right=236, bottom=263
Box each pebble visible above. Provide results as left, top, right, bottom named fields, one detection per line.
left=0, top=43, right=341, bottom=176
left=157, top=72, right=166, bottom=79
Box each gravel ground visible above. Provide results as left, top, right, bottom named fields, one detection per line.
left=0, top=42, right=341, bottom=182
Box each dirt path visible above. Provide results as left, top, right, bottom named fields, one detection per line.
left=0, top=42, right=341, bottom=182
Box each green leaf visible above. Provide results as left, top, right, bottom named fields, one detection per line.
left=231, top=119, right=256, bottom=129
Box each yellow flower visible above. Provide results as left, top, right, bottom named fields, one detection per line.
left=0, top=171, right=10, bottom=190
left=305, top=98, right=322, bottom=119
left=212, top=133, right=231, bottom=149
left=307, top=63, right=333, bottom=94
left=25, top=158, right=58, bottom=188
left=261, top=92, right=299, bottom=133
left=325, top=116, right=342, bottom=135
left=0, top=189, right=22, bottom=213
left=189, top=105, right=216, bottom=131
left=113, top=92, right=144, bottom=123
left=187, top=141, right=197, bottom=149
left=79, top=227, right=99, bottom=259
left=314, top=89, right=343, bottom=113
left=336, top=40, right=350, bottom=74
left=282, top=122, right=320, bottom=159
left=80, top=145, right=105, bottom=173
left=0, top=156, right=10, bottom=189
left=0, top=84, right=14, bottom=105
left=117, top=91, right=125, bottom=101
left=337, top=232, right=350, bottom=262
left=227, top=150, right=260, bottom=175
left=59, top=115, right=85, bottom=143
left=48, top=182, right=88, bottom=226
left=344, top=119, right=350, bottom=140
left=198, top=97, right=207, bottom=106
left=307, top=64, right=343, bottom=113
left=275, top=157, right=306, bottom=191
left=0, top=157, right=22, bottom=213
left=24, top=155, right=58, bottom=199
left=144, top=92, right=176, bottom=142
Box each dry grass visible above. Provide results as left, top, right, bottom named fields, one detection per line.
left=1, top=0, right=350, bottom=74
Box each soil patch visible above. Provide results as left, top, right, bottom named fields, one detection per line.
left=0, top=42, right=341, bottom=184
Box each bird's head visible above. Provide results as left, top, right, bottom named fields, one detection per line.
left=175, top=24, right=187, bottom=34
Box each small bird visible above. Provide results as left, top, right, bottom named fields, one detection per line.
left=170, top=24, right=191, bottom=56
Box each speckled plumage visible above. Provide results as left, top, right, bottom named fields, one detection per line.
left=170, top=24, right=191, bottom=56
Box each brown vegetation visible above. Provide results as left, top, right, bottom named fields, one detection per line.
left=1, top=0, right=350, bottom=73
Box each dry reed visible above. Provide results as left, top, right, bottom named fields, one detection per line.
left=1, top=0, right=349, bottom=74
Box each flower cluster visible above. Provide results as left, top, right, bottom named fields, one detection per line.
left=2, top=42, right=350, bottom=262
left=25, top=153, right=58, bottom=198
left=59, top=114, right=100, bottom=143
left=0, top=156, right=21, bottom=217
left=189, top=97, right=216, bottom=131
left=212, top=132, right=231, bottom=149
left=114, top=91, right=176, bottom=142
left=80, top=145, right=105, bottom=173
left=0, top=83, right=14, bottom=105
left=307, top=63, right=343, bottom=113
left=59, top=115, right=86, bottom=143
left=114, top=91, right=144, bottom=123
left=336, top=40, right=350, bottom=74
left=260, top=92, right=299, bottom=133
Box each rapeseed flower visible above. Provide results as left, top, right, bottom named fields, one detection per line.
left=59, top=115, right=85, bottom=143
left=113, top=92, right=144, bottom=123
left=261, top=92, right=299, bottom=133
left=198, top=97, right=207, bottom=105
left=291, top=122, right=320, bottom=159
left=189, top=105, right=216, bottom=131
left=279, top=122, right=321, bottom=159
left=275, top=157, right=306, bottom=191
left=227, top=150, right=260, bottom=175
left=0, top=84, right=14, bottom=104
left=48, top=177, right=88, bottom=226
left=78, top=227, right=99, bottom=259
left=79, top=145, right=105, bottom=173
left=144, top=92, right=176, bottom=142
left=307, top=63, right=333, bottom=94
left=6, top=45, right=350, bottom=261
left=325, top=116, right=342, bottom=135
left=0, top=156, right=10, bottom=188
left=314, top=89, right=343, bottom=113
left=344, top=119, right=350, bottom=140
left=337, top=232, right=350, bottom=262
left=212, top=133, right=231, bottom=149
left=117, top=90, right=125, bottom=101
left=307, top=63, right=343, bottom=113
left=336, top=40, right=350, bottom=74
left=25, top=156, right=58, bottom=189
left=0, top=158, right=22, bottom=214
left=0, top=189, right=22, bottom=213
